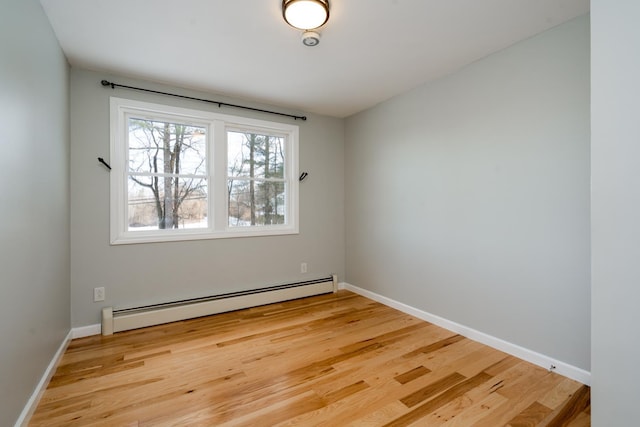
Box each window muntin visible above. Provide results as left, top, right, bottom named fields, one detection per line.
left=110, top=97, right=298, bottom=244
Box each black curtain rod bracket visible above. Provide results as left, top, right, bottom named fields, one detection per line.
left=101, top=80, right=307, bottom=121
left=98, top=157, right=111, bottom=170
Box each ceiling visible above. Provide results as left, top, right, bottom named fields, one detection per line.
left=40, top=0, right=589, bottom=118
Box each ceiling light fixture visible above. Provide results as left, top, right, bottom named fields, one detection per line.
left=282, top=0, right=330, bottom=31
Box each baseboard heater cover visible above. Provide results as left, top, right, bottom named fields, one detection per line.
left=101, top=275, right=338, bottom=335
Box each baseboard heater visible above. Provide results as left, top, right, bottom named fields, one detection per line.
left=101, top=275, right=338, bottom=336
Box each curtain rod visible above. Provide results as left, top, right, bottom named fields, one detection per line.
left=100, top=80, right=307, bottom=121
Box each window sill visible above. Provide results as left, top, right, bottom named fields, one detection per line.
left=110, top=226, right=299, bottom=245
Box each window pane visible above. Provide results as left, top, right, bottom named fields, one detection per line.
left=227, top=131, right=285, bottom=179
left=128, top=176, right=208, bottom=230
left=228, top=180, right=286, bottom=227
left=129, top=118, right=207, bottom=176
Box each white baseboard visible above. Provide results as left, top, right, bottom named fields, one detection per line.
left=71, top=323, right=101, bottom=339
left=15, top=324, right=101, bottom=426
left=339, top=282, right=591, bottom=386
left=14, top=330, right=72, bottom=427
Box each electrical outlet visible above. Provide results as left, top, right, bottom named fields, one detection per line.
left=300, top=262, right=308, bottom=274
left=94, top=287, right=105, bottom=302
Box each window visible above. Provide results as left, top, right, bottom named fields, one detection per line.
left=227, top=130, right=287, bottom=227
left=110, top=97, right=299, bottom=244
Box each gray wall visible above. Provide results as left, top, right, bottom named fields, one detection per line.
left=70, top=69, right=345, bottom=327
left=345, top=16, right=590, bottom=370
left=0, top=0, right=70, bottom=425
left=591, top=2, right=640, bottom=424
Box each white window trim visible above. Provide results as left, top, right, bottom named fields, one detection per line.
left=109, top=97, right=299, bottom=245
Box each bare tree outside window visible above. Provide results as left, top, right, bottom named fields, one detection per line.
left=227, top=131, right=286, bottom=227
left=127, top=118, right=208, bottom=230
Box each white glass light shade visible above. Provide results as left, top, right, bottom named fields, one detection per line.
left=283, top=0, right=329, bottom=30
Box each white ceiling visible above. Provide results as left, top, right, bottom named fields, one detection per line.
left=40, top=0, right=589, bottom=118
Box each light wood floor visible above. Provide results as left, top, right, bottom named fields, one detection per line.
left=30, top=290, right=590, bottom=426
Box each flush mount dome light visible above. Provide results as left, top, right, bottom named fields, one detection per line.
left=282, top=0, right=329, bottom=30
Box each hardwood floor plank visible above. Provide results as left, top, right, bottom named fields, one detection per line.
left=323, top=379, right=370, bottom=404
left=438, top=392, right=508, bottom=427
left=419, top=338, right=486, bottom=373
left=342, top=401, right=409, bottom=427
left=471, top=370, right=567, bottom=427
left=566, top=411, right=591, bottom=427
left=394, top=366, right=432, bottom=385
left=402, top=334, right=465, bottom=358
left=542, top=385, right=591, bottom=427
left=220, top=390, right=327, bottom=427
left=29, top=290, right=590, bottom=426
left=384, top=372, right=493, bottom=427
left=505, top=401, right=553, bottom=427
left=399, top=372, right=467, bottom=408
left=538, top=377, right=584, bottom=410
left=415, top=358, right=520, bottom=426
left=483, top=354, right=522, bottom=376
